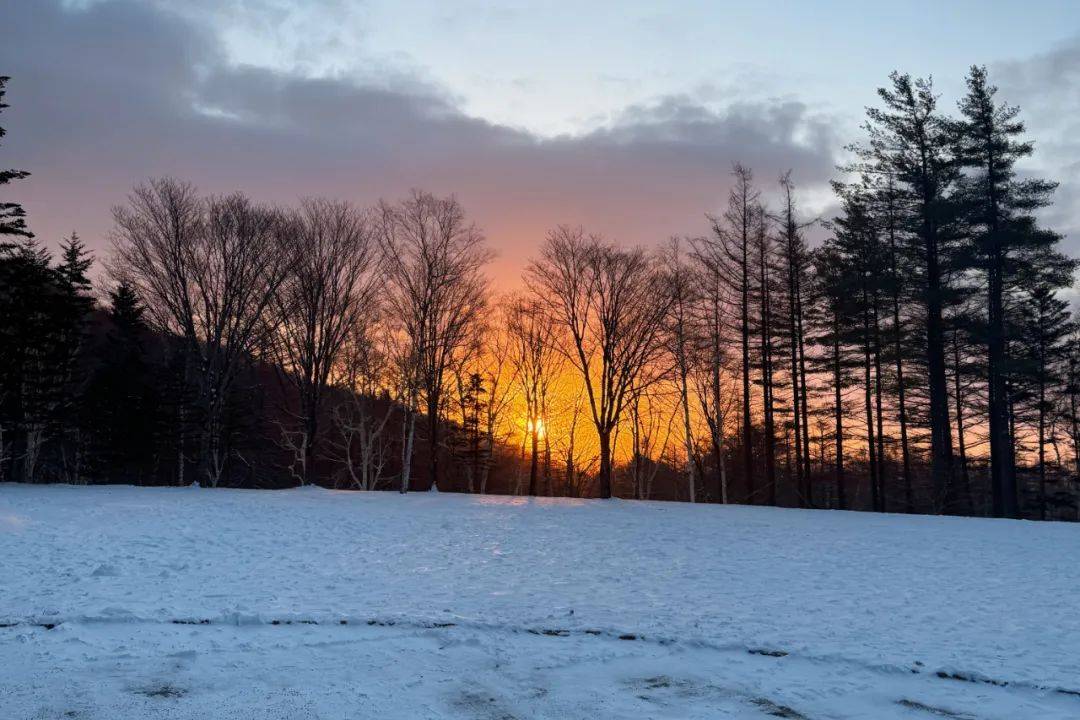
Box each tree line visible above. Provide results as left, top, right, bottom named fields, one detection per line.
left=2, top=67, right=1078, bottom=519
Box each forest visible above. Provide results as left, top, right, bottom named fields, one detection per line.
left=2, top=66, right=1078, bottom=521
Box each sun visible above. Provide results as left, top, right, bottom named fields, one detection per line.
left=525, top=417, right=546, bottom=439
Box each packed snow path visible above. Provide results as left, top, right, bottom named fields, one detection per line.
left=2, top=484, right=1078, bottom=719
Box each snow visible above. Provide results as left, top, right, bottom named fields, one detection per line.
left=2, top=483, right=1078, bottom=719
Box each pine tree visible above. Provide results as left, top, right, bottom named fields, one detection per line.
left=946, top=294, right=981, bottom=514
left=0, top=76, right=31, bottom=241
left=1064, top=327, right=1080, bottom=502
left=754, top=205, right=779, bottom=504
left=774, top=173, right=814, bottom=507
left=1015, top=283, right=1072, bottom=519
left=829, top=185, right=888, bottom=511
left=81, top=280, right=157, bottom=484
left=708, top=164, right=759, bottom=502
left=110, top=280, right=146, bottom=332
left=811, top=244, right=855, bottom=509
left=954, top=65, right=1073, bottom=518
left=52, top=234, right=95, bottom=482
left=689, top=232, right=732, bottom=503
left=872, top=176, right=917, bottom=511
left=850, top=72, right=962, bottom=512
left=0, top=237, right=53, bottom=480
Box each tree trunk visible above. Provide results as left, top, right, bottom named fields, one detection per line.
left=761, top=260, right=777, bottom=506
left=303, top=397, right=318, bottom=486
left=1008, top=376, right=1019, bottom=511
left=543, top=404, right=552, bottom=496
left=202, top=383, right=226, bottom=489
left=400, top=406, right=415, bottom=493
left=988, top=254, right=1018, bottom=518
left=177, top=348, right=190, bottom=486
left=796, top=283, right=812, bottom=503
left=788, top=267, right=805, bottom=507
left=1039, top=379, right=1047, bottom=521
left=1070, top=364, right=1080, bottom=480
left=887, top=223, right=913, bottom=512
left=872, top=290, right=886, bottom=512
left=742, top=243, right=754, bottom=503
left=1038, top=329, right=1047, bottom=520
left=787, top=232, right=813, bottom=507
left=925, top=230, right=956, bottom=513
left=833, top=312, right=846, bottom=510
left=598, top=428, right=613, bottom=499
left=711, top=306, right=726, bottom=503
left=952, top=328, right=972, bottom=514
left=672, top=333, right=696, bottom=503
left=528, top=422, right=539, bottom=497
left=565, top=407, right=578, bottom=497
left=427, top=393, right=440, bottom=491
left=862, top=286, right=879, bottom=512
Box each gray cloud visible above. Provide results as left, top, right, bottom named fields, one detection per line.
left=994, top=38, right=1080, bottom=245
left=2, top=0, right=838, bottom=285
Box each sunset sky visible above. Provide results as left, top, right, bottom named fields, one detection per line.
left=4, top=0, right=1080, bottom=286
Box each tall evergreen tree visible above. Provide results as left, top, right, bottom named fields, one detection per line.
left=811, top=244, right=855, bottom=509
left=0, top=237, right=53, bottom=480
left=708, top=164, right=759, bottom=502
left=1064, top=327, right=1080, bottom=514
left=946, top=295, right=981, bottom=514
left=754, top=205, right=779, bottom=504
left=81, top=280, right=158, bottom=484
left=53, top=233, right=95, bottom=482
left=1015, top=283, right=1072, bottom=519
left=830, top=185, right=888, bottom=511
left=851, top=72, right=962, bottom=512
left=954, top=65, right=1072, bottom=518
left=774, top=173, right=814, bottom=507
left=872, top=176, right=917, bottom=511
left=0, top=76, right=36, bottom=478
left=0, top=76, right=31, bottom=241
left=110, top=279, right=146, bottom=330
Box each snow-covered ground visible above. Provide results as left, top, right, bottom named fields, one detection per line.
left=1, top=484, right=1078, bottom=719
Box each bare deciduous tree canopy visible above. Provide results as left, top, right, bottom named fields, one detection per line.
left=527, top=227, right=672, bottom=498
left=376, top=190, right=492, bottom=492
left=268, top=198, right=381, bottom=485
left=110, top=179, right=294, bottom=486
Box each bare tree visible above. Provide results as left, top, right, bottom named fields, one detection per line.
left=554, top=389, right=596, bottom=497
left=526, top=226, right=671, bottom=498
left=661, top=238, right=701, bottom=502
left=689, top=232, right=734, bottom=503
left=108, top=180, right=201, bottom=486
left=774, top=172, right=815, bottom=506
left=330, top=318, right=396, bottom=491
left=376, top=191, right=492, bottom=492
left=505, top=294, right=559, bottom=496
left=449, top=330, right=513, bottom=494
left=690, top=357, right=737, bottom=504
left=391, top=333, right=421, bottom=494
left=268, top=199, right=381, bottom=485
left=707, top=164, right=759, bottom=502
left=753, top=204, right=779, bottom=504
left=627, top=382, right=678, bottom=500
left=479, top=325, right=517, bottom=494
left=111, top=179, right=293, bottom=486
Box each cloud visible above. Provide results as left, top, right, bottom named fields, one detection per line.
left=994, top=37, right=1080, bottom=244
left=1, top=0, right=839, bottom=286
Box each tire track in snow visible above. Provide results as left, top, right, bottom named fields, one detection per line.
left=4, top=611, right=1080, bottom=707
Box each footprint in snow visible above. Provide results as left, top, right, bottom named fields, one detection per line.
left=91, top=564, right=120, bottom=578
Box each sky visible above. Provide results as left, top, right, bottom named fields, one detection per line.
left=3, top=0, right=1080, bottom=287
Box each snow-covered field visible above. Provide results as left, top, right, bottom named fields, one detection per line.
left=1, top=484, right=1078, bottom=719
